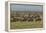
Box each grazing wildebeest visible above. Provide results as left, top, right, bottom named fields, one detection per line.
left=30, top=14, right=40, bottom=20
left=19, top=17, right=24, bottom=22
left=11, top=17, right=21, bottom=22
left=13, top=17, right=25, bottom=22
left=21, top=16, right=27, bottom=21
left=13, top=17, right=18, bottom=22
left=10, top=18, right=14, bottom=22
left=36, top=15, right=40, bottom=18
left=35, top=17, right=41, bottom=21
left=27, top=17, right=33, bottom=22
left=10, top=15, right=15, bottom=22
left=11, top=15, right=14, bottom=18
left=25, top=13, right=33, bottom=22
left=31, top=16, right=36, bottom=19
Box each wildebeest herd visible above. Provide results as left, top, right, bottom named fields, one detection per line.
left=10, top=12, right=42, bottom=22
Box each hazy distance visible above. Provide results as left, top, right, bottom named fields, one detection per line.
left=10, top=4, right=43, bottom=12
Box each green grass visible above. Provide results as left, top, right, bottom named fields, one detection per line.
left=10, top=21, right=43, bottom=29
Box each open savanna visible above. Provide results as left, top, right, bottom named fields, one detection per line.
left=10, top=21, right=43, bottom=29
left=10, top=11, right=43, bottom=29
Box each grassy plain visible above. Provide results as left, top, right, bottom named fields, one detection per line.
left=10, top=21, right=43, bottom=29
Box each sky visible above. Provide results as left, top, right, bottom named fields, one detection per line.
left=10, top=4, right=43, bottom=12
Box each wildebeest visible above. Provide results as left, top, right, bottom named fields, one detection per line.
left=10, top=13, right=42, bottom=22
left=27, top=18, right=33, bottom=22
left=26, top=15, right=33, bottom=22
left=35, top=17, right=41, bottom=21
left=21, top=16, right=28, bottom=21
left=11, top=15, right=14, bottom=18
left=10, top=18, right=14, bottom=22
left=13, top=17, right=26, bottom=22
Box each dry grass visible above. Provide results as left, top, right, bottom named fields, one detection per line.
left=10, top=21, right=43, bottom=29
